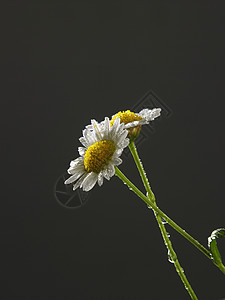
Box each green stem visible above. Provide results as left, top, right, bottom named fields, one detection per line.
left=114, top=166, right=211, bottom=260
left=217, top=263, right=225, bottom=274
left=129, top=141, right=197, bottom=299
left=128, top=141, right=155, bottom=202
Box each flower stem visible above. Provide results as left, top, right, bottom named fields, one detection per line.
left=114, top=166, right=211, bottom=260
left=128, top=141, right=156, bottom=202
left=128, top=141, right=197, bottom=299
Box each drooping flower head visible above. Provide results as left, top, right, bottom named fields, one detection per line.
left=64, top=117, right=129, bottom=191
left=110, top=108, right=161, bottom=140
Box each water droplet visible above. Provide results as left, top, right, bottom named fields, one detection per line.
left=161, top=217, right=168, bottom=225
left=168, top=256, right=174, bottom=263
left=168, top=250, right=174, bottom=264
left=166, top=232, right=171, bottom=238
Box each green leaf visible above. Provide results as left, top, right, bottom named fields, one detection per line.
left=208, top=228, right=225, bottom=265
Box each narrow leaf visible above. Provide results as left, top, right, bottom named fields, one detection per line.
left=208, top=228, right=225, bottom=265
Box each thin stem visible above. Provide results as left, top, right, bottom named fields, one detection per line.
left=157, top=217, right=198, bottom=299
left=128, top=141, right=155, bottom=202
left=218, top=263, right=225, bottom=274
left=114, top=166, right=211, bottom=260
left=129, top=141, right=197, bottom=299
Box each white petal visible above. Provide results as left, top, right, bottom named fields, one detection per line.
left=78, top=147, right=86, bottom=157
left=91, top=119, right=102, bottom=140
left=79, top=137, right=89, bottom=148
left=124, top=120, right=142, bottom=128
left=102, top=169, right=110, bottom=180
left=83, top=128, right=96, bottom=145
left=98, top=172, right=104, bottom=186
left=111, top=157, right=122, bottom=166
left=103, top=117, right=110, bottom=139
left=138, top=119, right=148, bottom=125
left=117, top=138, right=130, bottom=149
left=114, top=129, right=128, bottom=145
left=67, top=162, right=85, bottom=175
left=109, top=117, right=120, bottom=139
left=105, top=164, right=115, bottom=178
left=113, top=148, right=123, bottom=157
left=115, top=122, right=125, bottom=136
left=151, top=108, right=161, bottom=119
left=73, top=173, right=88, bottom=191
left=82, top=172, right=98, bottom=191
left=90, top=119, right=98, bottom=126
left=70, top=157, right=84, bottom=168
left=64, top=168, right=85, bottom=184
left=139, top=108, right=161, bottom=121
left=85, top=120, right=105, bottom=140
left=139, top=108, right=150, bottom=116
left=85, top=124, right=93, bottom=130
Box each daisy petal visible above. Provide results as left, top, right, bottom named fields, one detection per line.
left=83, top=128, right=96, bottom=145
left=111, top=157, right=122, bottom=166
left=124, top=120, right=141, bottom=129
left=139, top=108, right=161, bottom=121
left=115, top=130, right=128, bottom=145
left=113, top=148, right=123, bottom=156
left=102, top=169, right=110, bottom=180
left=78, top=147, right=86, bottom=157
left=106, top=164, right=115, bottom=178
left=70, top=157, right=84, bottom=168
left=151, top=108, right=161, bottom=120
left=91, top=119, right=102, bottom=141
left=116, top=123, right=125, bottom=137
left=110, top=117, right=120, bottom=139
left=138, top=108, right=150, bottom=116
left=73, top=173, right=87, bottom=191
left=67, top=163, right=85, bottom=175
left=82, top=172, right=98, bottom=191
left=103, top=117, right=110, bottom=139
left=118, top=138, right=130, bottom=149
left=79, top=137, right=89, bottom=148
left=98, top=172, right=104, bottom=186
left=64, top=168, right=85, bottom=184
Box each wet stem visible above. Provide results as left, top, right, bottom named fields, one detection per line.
left=128, top=141, right=197, bottom=299
left=127, top=141, right=225, bottom=276
left=115, top=164, right=225, bottom=275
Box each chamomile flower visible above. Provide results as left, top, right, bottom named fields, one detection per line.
left=64, top=117, right=129, bottom=191
left=110, top=108, right=161, bottom=128
left=110, top=108, right=161, bottom=140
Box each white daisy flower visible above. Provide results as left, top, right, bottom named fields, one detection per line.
left=109, top=108, right=161, bottom=140
left=110, top=108, right=161, bottom=129
left=64, top=117, right=129, bottom=192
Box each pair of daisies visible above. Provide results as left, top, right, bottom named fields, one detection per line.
left=65, top=108, right=161, bottom=192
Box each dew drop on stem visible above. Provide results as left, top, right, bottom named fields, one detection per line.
left=168, top=250, right=174, bottom=264
left=161, top=217, right=168, bottom=225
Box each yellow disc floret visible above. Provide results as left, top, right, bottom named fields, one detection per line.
left=84, top=140, right=116, bottom=173
left=110, top=110, right=142, bottom=126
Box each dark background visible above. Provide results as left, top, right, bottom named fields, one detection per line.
left=2, top=1, right=225, bottom=299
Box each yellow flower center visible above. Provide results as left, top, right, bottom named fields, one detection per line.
left=84, top=140, right=116, bottom=173
left=110, top=110, right=142, bottom=126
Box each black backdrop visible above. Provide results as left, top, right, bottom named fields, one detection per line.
left=2, top=1, right=225, bottom=299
